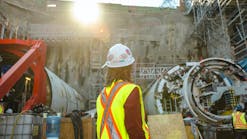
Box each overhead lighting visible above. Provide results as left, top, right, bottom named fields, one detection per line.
left=72, top=0, right=100, bottom=24
left=25, top=77, right=31, bottom=81
left=47, top=4, right=56, bottom=8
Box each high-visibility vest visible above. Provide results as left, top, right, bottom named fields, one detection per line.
left=232, top=111, right=247, bottom=129
left=96, top=81, right=150, bottom=139
left=0, top=104, right=4, bottom=114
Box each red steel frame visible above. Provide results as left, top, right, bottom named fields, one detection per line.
left=0, top=39, right=47, bottom=111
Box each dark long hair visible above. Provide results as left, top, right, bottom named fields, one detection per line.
left=104, top=65, right=133, bottom=87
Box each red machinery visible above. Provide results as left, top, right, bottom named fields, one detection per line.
left=0, top=39, right=47, bottom=111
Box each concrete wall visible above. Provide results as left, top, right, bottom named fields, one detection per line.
left=205, top=19, right=233, bottom=59
left=0, top=0, right=47, bottom=38
left=45, top=39, right=105, bottom=102
left=37, top=4, right=199, bottom=108
left=101, top=4, right=199, bottom=64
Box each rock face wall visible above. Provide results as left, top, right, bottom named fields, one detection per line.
left=37, top=4, right=199, bottom=109
left=108, top=9, right=199, bottom=64
left=206, top=23, right=233, bottom=59
left=0, top=0, right=47, bottom=38
left=45, top=39, right=105, bottom=104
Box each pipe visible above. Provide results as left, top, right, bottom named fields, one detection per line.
left=45, top=68, right=85, bottom=113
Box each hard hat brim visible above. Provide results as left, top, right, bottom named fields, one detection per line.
left=101, top=58, right=135, bottom=68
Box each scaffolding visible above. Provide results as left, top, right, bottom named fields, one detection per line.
left=191, top=0, right=247, bottom=61
left=134, top=63, right=172, bottom=80
left=88, top=39, right=105, bottom=109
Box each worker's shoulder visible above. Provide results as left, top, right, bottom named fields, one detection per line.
left=124, top=82, right=140, bottom=88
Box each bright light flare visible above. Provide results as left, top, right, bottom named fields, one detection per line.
left=47, top=4, right=56, bottom=8
left=73, top=1, right=100, bottom=24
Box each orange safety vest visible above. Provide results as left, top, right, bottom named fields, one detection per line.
left=96, top=81, right=150, bottom=139
left=232, top=111, right=247, bottom=129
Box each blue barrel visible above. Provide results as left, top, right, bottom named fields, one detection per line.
left=46, top=116, right=61, bottom=139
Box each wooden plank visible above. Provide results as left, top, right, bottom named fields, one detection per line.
left=42, top=117, right=96, bottom=139
left=148, top=113, right=188, bottom=139
left=185, top=126, right=194, bottom=139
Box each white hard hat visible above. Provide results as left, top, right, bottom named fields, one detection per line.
left=6, top=108, right=13, bottom=113
left=102, top=44, right=135, bottom=68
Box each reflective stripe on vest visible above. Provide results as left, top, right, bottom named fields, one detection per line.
left=100, top=81, right=127, bottom=139
left=232, top=112, right=247, bottom=129
left=96, top=81, right=150, bottom=139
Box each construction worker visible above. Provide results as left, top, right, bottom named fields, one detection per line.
left=96, top=44, right=150, bottom=139
left=232, top=104, right=247, bottom=139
